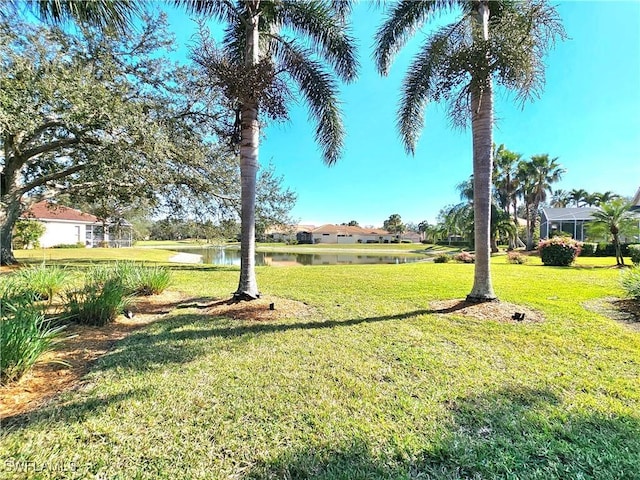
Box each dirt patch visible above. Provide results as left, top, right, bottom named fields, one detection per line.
left=583, top=297, right=640, bottom=331
left=429, top=299, right=544, bottom=323
left=0, top=292, right=315, bottom=420
left=193, top=295, right=315, bottom=321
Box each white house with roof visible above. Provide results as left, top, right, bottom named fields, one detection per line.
left=21, top=201, right=132, bottom=248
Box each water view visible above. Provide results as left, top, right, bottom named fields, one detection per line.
left=170, top=247, right=429, bottom=266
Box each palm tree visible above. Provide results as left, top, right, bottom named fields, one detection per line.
left=5, top=0, right=138, bottom=31
left=569, top=188, right=588, bottom=207
left=182, top=0, right=357, bottom=300
left=518, top=154, right=565, bottom=250
left=374, top=0, right=564, bottom=302
left=550, top=189, right=570, bottom=208
left=493, top=144, right=524, bottom=247
left=588, top=199, right=636, bottom=266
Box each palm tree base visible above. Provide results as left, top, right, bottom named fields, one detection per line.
left=233, top=291, right=260, bottom=302
left=465, top=294, right=498, bottom=304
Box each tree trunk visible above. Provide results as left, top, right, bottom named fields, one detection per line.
left=613, top=233, right=624, bottom=266
left=0, top=165, right=24, bottom=266
left=234, top=7, right=260, bottom=301
left=466, top=1, right=496, bottom=303
left=526, top=202, right=539, bottom=250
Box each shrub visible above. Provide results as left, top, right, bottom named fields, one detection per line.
left=453, top=251, right=475, bottom=263
left=629, top=244, right=640, bottom=265
left=594, top=243, right=631, bottom=257
left=14, top=264, right=68, bottom=302
left=621, top=266, right=640, bottom=299
left=580, top=243, right=598, bottom=256
left=538, top=236, right=582, bottom=266
left=507, top=251, right=528, bottom=264
left=433, top=253, right=451, bottom=263
left=13, top=219, right=45, bottom=249
left=64, top=278, right=131, bottom=326
left=51, top=242, right=86, bottom=249
left=0, top=299, right=66, bottom=385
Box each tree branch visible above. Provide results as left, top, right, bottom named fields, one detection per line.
left=19, top=163, right=87, bottom=195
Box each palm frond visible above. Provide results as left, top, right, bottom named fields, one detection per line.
left=397, top=24, right=459, bottom=155
left=374, top=0, right=459, bottom=75
left=275, top=0, right=358, bottom=83
left=24, top=0, right=140, bottom=31
left=174, top=0, right=239, bottom=23
left=275, top=40, right=344, bottom=165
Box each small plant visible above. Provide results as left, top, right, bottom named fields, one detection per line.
left=134, top=265, right=171, bottom=296
left=13, top=219, right=45, bottom=249
left=1, top=299, right=66, bottom=385
left=433, top=253, right=451, bottom=263
left=538, top=236, right=582, bottom=266
left=507, top=251, right=528, bottom=264
left=453, top=251, right=475, bottom=263
left=621, top=266, right=640, bottom=299
left=14, top=263, right=68, bottom=302
left=64, top=278, right=131, bottom=326
left=629, top=244, right=640, bottom=265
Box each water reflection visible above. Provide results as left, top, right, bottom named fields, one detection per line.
left=171, top=247, right=427, bottom=266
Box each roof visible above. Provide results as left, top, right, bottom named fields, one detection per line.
left=23, top=201, right=99, bottom=223
left=541, top=207, right=598, bottom=222
left=312, top=224, right=390, bottom=236
left=632, top=187, right=640, bottom=210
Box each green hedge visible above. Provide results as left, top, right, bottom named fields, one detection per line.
left=629, top=244, right=640, bottom=265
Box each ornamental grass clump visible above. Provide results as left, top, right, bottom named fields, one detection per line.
left=621, top=266, right=640, bottom=300
left=0, top=295, right=66, bottom=385
left=538, top=236, right=582, bottom=266
left=14, top=263, right=68, bottom=302
left=64, top=278, right=131, bottom=326
left=134, top=265, right=171, bottom=296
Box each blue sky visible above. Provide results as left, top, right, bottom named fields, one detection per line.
left=166, top=1, right=640, bottom=227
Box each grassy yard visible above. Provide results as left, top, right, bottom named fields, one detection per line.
left=1, top=251, right=639, bottom=479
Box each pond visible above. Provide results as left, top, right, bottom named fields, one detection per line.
left=170, top=247, right=430, bottom=266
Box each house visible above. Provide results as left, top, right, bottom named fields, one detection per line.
left=541, top=203, right=640, bottom=243
left=306, top=224, right=396, bottom=244
left=540, top=207, right=598, bottom=242
left=21, top=201, right=132, bottom=248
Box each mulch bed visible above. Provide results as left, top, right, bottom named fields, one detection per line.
left=429, top=299, right=545, bottom=323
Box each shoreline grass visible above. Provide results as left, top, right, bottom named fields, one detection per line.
left=1, top=251, right=639, bottom=479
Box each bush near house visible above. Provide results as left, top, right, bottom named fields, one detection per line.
left=579, top=243, right=598, bottom=256
left=539, top=236, right=582, bottom=266
left=594, top=242, right=631, bottom=257
left=629, top=244, right=640, bottom=265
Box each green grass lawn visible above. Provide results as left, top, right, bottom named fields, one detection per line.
left=1, top=252, right=639, bottom=479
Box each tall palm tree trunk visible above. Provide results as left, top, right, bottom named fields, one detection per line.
left=234, top=8, right=260, bottom=300
left=467, top=1, right=496, bottom=303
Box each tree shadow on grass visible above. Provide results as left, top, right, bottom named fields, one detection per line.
left=246, top=385, right=640, bottom=479
left=1, top=387, right=150, bottom=430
